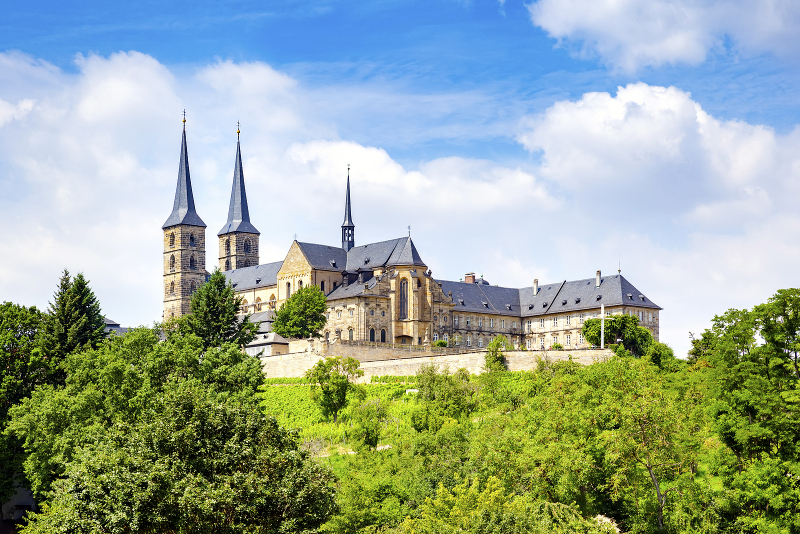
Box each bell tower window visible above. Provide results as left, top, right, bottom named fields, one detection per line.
left=190, top=255, right=197, bottom=270
left=399, top=279, right=408, bottom=319
left=170, top=281, right=175, bottom=294
left=225, top=259, right=231, bottom=271
left=189, top=233, right=196, bottom=247
left=225, top=239, right=231, bottom=255
left=169, top=233, right=175, bottom=248
left=170, top=255, right=175, bottom=271
left=244, top=239, right=251, bottom=254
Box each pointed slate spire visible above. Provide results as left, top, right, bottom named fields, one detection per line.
left=163, top=125, right=206, bottom=229
left=342, top=165, right=355, bottom=251
left=218, top=134, right=259, bottom=236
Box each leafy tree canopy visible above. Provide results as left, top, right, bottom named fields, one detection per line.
left=582, top=314, right=653, bottom=356
left=180, top=269, right=258, bottom=350
left=485, top=335, right=512, bottom=372
left=305, top=356, right=363, bottom=424
left=272, top=285, right=327, bottom=339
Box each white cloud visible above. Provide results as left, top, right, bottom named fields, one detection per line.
left=518, top=82, right=800, bottom=354
left=528, top=0, right=800, bottom=70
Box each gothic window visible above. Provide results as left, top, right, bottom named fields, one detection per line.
left=189, top=233, right=196, bottom=247
left=255, top=297, right=262, bottom=311
left=381, top=329, right=386, bottom=343
left=325, top=331, right=330, bottom=342
left=241, top=299, right=249, bottom=314
left=321, top=281, right=325, bottom=293
left=370, top=328, right=375, bottom=342
left=269, top=295, right=276, bottom=309
left=169, top=281, right=174, bottom=294
left=333, top=282, right=338, bottom=290
left=170, top=255, right=176, bottom=271
left=169, top=233, right=175, bottom=248
left=349, top=309, right=354, bottom=317
left=225, top=239, right=231, bottom=255
left=416, top=279, right=421, bottom=289
left=190, top=255, right=197, bottom=270
left=299, top=280, right=303, bottom=289
left=399, top=279, right=408, bottom=319
left=244, top=239, right=251, bottom=254
left=434, top=315, right=438, bottom=322
left=286, top=282, right=291, bottom=298
left=348, top=329, right=354, bottom=341
left=225, top=259, right=231, bottom=271
left=443, top=316, right=447, bottom=323
left=190, top=280, right=196, bottom=293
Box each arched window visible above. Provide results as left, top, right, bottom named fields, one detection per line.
left=381, top=329, right=386, bottom=343
left=189, top=255, right=197, bottom=270
left=255, top=297, right=262, bottom=311
left=169, top=233, right=175, bottom=248
left=189, top=233, right=196, bottom=247
left=321, top=281, right=325, bottom=293
left=325, top=331, right=330, bottom=342
left=417, top=279, right=421, bottom=289
left=225, top=239, right=231, bottom=255
left=444, top=334, right=449, bottom=344
left=286, top=282, right=291, bottom=298
left=348, top=329, right=354, bottom=341
left=190, top=280, right=196, bottom=293
left=241, top=299, right=249, bottom=314
left=170, top=255, right=176, bottom=271
left=333, top=282, right=338, bottom=290
left=269, top=295, right=276, bottom=309
left=433, top=333, right=439, bottom=342
left=370, top=328, right=375, bottom=342
left=299, top=280, right=303, bottom=289
left=244, top=239, right=251, bottom=254
left=399, top=279, right=408, bottom=319
left=225, top=259, right=231, bottom=271
left=169, top=281, right=174, bottom=294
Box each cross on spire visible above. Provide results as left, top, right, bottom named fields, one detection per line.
left=182, top=109, right=186, bottom=130
left=237, top=120, right=240, bottom=140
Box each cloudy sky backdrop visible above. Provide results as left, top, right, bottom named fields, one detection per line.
left=2, top=0, right=800, bottom=356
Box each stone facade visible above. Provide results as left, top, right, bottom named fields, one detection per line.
left=219, top=232, right=259, bottom=271
left=163, top=225, right=206, bottom=318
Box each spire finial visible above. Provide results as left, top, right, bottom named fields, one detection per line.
left=182, top=109, right=186, bottom=130
left=237, top=120, right=240, bottom=139
left=347, top=163, right=350, bottom=178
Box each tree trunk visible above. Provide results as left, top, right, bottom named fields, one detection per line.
left=647, top=465, right=665, bottom=531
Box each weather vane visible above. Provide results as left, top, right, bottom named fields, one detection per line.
left=237, top=120, right=240, bottom=139
left=182, top=109, right=186, bottom=129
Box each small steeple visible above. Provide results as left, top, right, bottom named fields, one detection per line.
left=218, top=124, right=259, bottom=236
left=342, top=164, right=355, bottom=251
left=163, top=117, right=206, bottom=229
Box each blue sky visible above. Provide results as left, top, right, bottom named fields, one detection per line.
left=1, top=0, right=799, bottom=355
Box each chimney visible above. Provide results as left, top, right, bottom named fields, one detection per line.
left=596, top=270, right=601, bottom=288
left=533, top=279, right=538, bottom=295
left=465, top=272, right=476, bottom=284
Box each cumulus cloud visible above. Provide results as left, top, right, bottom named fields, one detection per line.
left=528, top=0, right=800, bottom=70
left=518, top=82, right=800, bottom=353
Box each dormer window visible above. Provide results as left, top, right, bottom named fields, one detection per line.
left=330, top=260, right=336, bottom=268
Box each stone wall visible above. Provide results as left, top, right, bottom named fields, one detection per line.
left=258, top=342, right=614, bottom=381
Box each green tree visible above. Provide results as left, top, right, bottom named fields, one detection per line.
left=37, top=270, right=107, bottom=382
left=305, top=356, right=363, bottom=424
left=644, top=342, right=681, bottom=371
left=0, top=302, right=44, bottom=502
left=19, top=379, right=337, bottom=534
left=181, top=269, right=258, bottom=350
left=485, top=335, right=512, bottom=372
left=352, top=398, right=388, bottom=450
left=272, top=285, right=327, bottom=339
left=582, top=315, right=653, bottom=356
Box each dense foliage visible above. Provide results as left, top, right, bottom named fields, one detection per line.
left=179, top=269, right=258, bottom=350
left=306, top=356, right=364, bottom=424
left=272, top=285, right=327, bottom=339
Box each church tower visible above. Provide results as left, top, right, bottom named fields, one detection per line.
left=218, top=126, right=259, bottom=271
left=163, top=117, right=207, bottom=319
left=342, top=166, right=355, bottom=251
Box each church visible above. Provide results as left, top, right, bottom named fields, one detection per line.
left=162, top=124, right=662, bottom=351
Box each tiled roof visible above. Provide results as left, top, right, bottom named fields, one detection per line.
left=222, top=261, right=283, bottom=291
left=325, top=275, right=380, bottom=300
left=163, top=129, right=206, bottom=229
left=296, top=242, right=348, bottom=271
left=386, top=237, right=426, bottom=267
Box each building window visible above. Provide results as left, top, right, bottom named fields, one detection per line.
left=539, top=338, right=545, bottom=349
left=189, top=233, right=196, bottom=247
left=478, top=318, right=483, bottom=327
left=466, top=317, right=470, bottom=326
left=189, top=255, right=197, bottom=270
left=169, top=233, right=175, bottom=248
left=579, top=333, right=585, bottom=344
left=552, top=335, right=558, bottom=346
left=298, top=280, right=303, bottom=290
left=325, top=331, right=330, bottom=342
left=501, top=319, right=505, bottom=328
left=527, top=339, right=531, bottom=349
left=336, top=310, right=342, bottom=318
left=349, top=309, right=354, bottom=317
left=566, top=315, right=571, bottom=326
left=286, top=282, right=291, bottom=298
left=255, top=297, right=262, bottom=311
left=478, top=338, right=483, bottom=348
left=381, top=310, right=385, bottom=317
left=467, top=335, right=471, bottom=347
left=552, top=317, right=558, bottom=327
left=370, top=328, right=375, bottom=342
left=443, top=316, right=447, bottom=323
left=225, top=239, right=231, bottom=255
left=270, top=295, right=276, bottom=309
left=169, top=281, right=174, bottom=294
left=434, top=315, right=438, bottom=322
left=489, top=318, right=493, bottom=328
left=333, top=282, right=338, bottom=290
left=170, top=255, right=176, bottom=271
left=320, top=281, right=325, bottom=293
left=399, top=279, right=409, bottom=319
left=190, top=280, right=196, bottom=293
left=443, top=334, right=449, bottom=344
left=566, top=334, right=571, bottom=345
left=241, top=299, right=249, bottom=314
left=579, top=313, right=585, bottom=323
left=539, top=318, right=544, bottom=328
left=381, top=329, right=386, bottom=343
left=433, top=333, right=439, bottom=342
left=454, top=316, right=459, bottom=326
left=349, top=329, right=354, bottom=341
left=606, top=311, right=611, bottom=317
left=225, top=259, right=231, bottom=271
left=417, top=279, right=421, bottom=289
left=244, top=239, right=251, bottom=254
left=370, top=309, right=374, bottom=316
left=526, top=320, right=531, bottom=332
